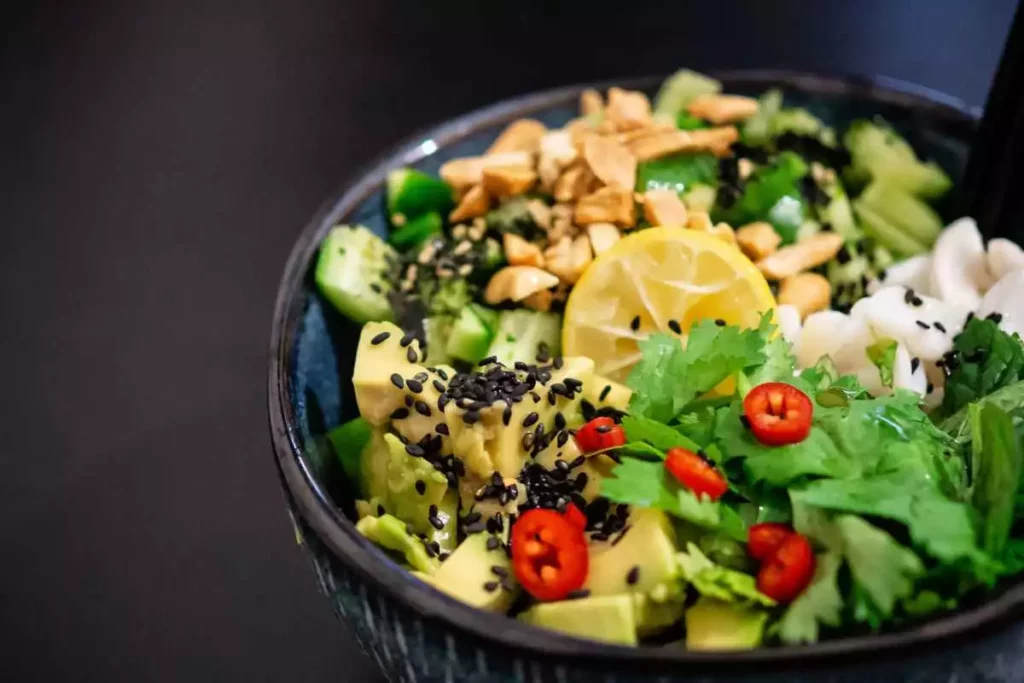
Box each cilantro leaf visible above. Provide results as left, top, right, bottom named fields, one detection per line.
left=621, top=415, right=700, bottom=453
left=776, top=552, right=843, bottom=644
left=939, top=317, right=1024, bottom=419
left=835, top=515, right=924, bottom=617
left=677, top=543, right=776, bottom=607
left=626, top=321, right=767, bottom=422
left=745, top=329, right=797, bottom=387
left=970, top=402, right=1024, bottom=559
left=866, top=337, right=897, bottom=389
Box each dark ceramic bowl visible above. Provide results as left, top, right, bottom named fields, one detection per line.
left=269, top=71, right=1024, bottom=682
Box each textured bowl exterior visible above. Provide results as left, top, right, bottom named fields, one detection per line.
left=269, top=71, right=1024, bottom=681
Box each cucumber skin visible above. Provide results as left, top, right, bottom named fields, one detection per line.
left=387, top=168, right=454, bottom=218
left=445, top=307, right=495, bottom=363
left=315, top=226, right=396, bottom=324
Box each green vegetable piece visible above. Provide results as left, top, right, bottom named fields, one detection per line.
left=741, top=89, right=783, bottom=146
left=866, top=337, right=898, bottom=389
left=677, top=543, right=775, bottom=606
left=682, top=183, right=717, bottom=212
left=835, top=515, right=924, bottom=617
left=676, top=113, right=709, bottom=130
left=685, top=597, right=768, bottom=651
left=842, top=119, right=952, bottom=199
left=445, top=305, right=496, bottom=364
left=356, top=514, right=439, bottom=574
left=939, top=378, right=1024, bottom=445
left=939, top=317, right=1024, bottom=420
left=653, top=69, right=721, bottom=117
left=388, top=211, right=442, bottom=250
left=854, top=181, right=944, bottom=251
left=635, top=153, right=718, bottom=197
left=386, top=168, right=454, bottom=219
left=714, top=151, right=809, bottom=244
left=776, top=552, right=843, bottom=644
left=621, top=415, right=701, bottom=453
left=520, top=594, right=639, bottom=646
left=382, top=434, right=457, bottom=550
left=326, top=416, right=372, bottom=487
left=484, top=196, right=543, bottom=238
left=431, top=532, right=519, bottom=612
left=485, top=309, right=562, bottom=366
left=970, top=402, right=1024, bottom=558
left=315, top=225, right=396, bottom=324
left=853, top=199, right=929, bottom=257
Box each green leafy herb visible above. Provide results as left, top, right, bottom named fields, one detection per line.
left=776, top=552, right=843, bottom=644
left=939, top=318, right=1024, bottom=419
left=677, top=543, right=776, bottom=606
left=970, top=402, right=1024, bottom=559
left=866, top=337, right=898, bottom=389
left=835, top=515, right=924, bottom=617
left=635, top=153, right=719, bottom=197
left=621, top=415, right=700, bottom=453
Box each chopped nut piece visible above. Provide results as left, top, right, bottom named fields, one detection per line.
left=627, top=126, right=739, bottom=162
left=642, top=189, right=688, bottom=226
left=604, top=87, right=653, bottom=131
left=522, top=288, right=554, bottom=312
left=778, top=273, right=832, bottom=319
left=686, top=211, right=714, bottom=232
left=575, top=186, right=636, bottom=227
left=544, top=235, right=593, bottom=285
left=481, top=165, right=537, bottom=198
left=440, top=151, right=534, bottom=191
left=487, top=119, right=547, bottom=155
left=736, top=222, right=782, bottom=261
left=686, top=94, right=759, bottom=124
left=586, top=222, right=621, bottom=255
left=810, top=162, right=837, bottom=186
left=580, top=89, right=604, bottom=117
left=548, top=203, right=577, bottom=242
left=582, top=136, right=637, bottom=190
left=449, top=184, right=491, bottom=222
left=738, top=158, right=755, bottom=180
left=484, top=266, right=560, bottom=304
left=502, top=233, right=545, bottom=268
left=526, top=199, right=552, bottom=231
left=553, top=160, right=596, bottom=203
left=756, top=233, right=845, bottom=280
left=538, top=130, right=579, bottom=191
left=710, top=222, right=737, bottom=246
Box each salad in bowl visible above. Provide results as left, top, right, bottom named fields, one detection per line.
left=308, top=69, right=1024, bottom=651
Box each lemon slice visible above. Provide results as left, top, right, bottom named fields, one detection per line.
left=563, top=227, right=776, bottom=382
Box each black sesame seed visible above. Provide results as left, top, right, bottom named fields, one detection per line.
left=926, top=382, right=934, bottom=394
left=371, top=331, right=391, bottom=345
left=599, top=384, right=612, bottom=402
left=910, top=357, right=920, bottom=373
left=987, top=312, right=1004, bottom=324
left=377, top=504, right=386, bottom=517
left=483, top=581, right=499, bottom=593
left=406, top=378, right=423, bottom=394
left=502, top=403, right=512, bottom=426
left=553, top=357, right=564, bottom=370
left=550, top=383, right=568, bottom=396
left=595, top=424, right=612, bottom=434
left=630, top=315, right=641, bottom=332
left=429, top=515, right=445, bottom=531
left=626, top=566, right=641, bottom=585
left=966, top=311, right=975, bottom=323
left=915, top=320, right=930, bottom=330
left=406, top=347, right=418, bottom=363
left=436, top=368, right=449, bottom=380
left=435, top=423, right=449, bottom=436
left=934, top=321, right=947, bottom=333
left=390, top=407, right=410, bottom=420
left=424, top=543, right=437, bottom=558
left=555, top=459, right=570, bottom=472
left=523, top=412, right=540, bottom=427
left=404, top=395, right=414, bottom=407
left=904, top=288, right=917, bottom=305
left=415, top=480, right=426, bottom=495
left=478, top=356, right=497, bottom=367
left=491, top=566, right=508, bottom=578
left=465, top=521, right=486, bottom=534
left=413, top=401, right=430, bottom=417
left=437, top=394, right=450, bottom=412
left=390, top=373, right=404, bottom=389
left=668, top=319, right=682, bottom=334
left=566, top=589, right=591, bottom=600
left=574, top=473, right=589, bottom=491
left=400, top=331, right=415, bottom=347
left=557, top=431, right=569, bottom=447
left=439, top=552, right=450, bottom=561
left=878, top=268, right=887, bottom=281
left=486, top=536, right=500, bottom=551
left=463, top=410, right=480, bottom=424
left=491, top=472, right=503, bottom=487
left=406, top=443, right=425, bottom=457
left=522, top=432, right=535, bottom=451
left=835, top=246, right=851, bottom=265
left=570, top=455, right=586, bottom=469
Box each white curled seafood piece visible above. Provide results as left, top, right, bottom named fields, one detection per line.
left=796, top=310, right=854, bottom=369
left=850, top=285, right=970, bottom=362
left=928, top=217, right=993, bottom=310
left=978, top=269, right=1024, bottom=339
left=986, top=239, right=1024, bottom=283
left=845, top=341, right=926, bottom=397
left=775, top=304, right=803, bottom=356
left=868, top=254, right=932, bottom=296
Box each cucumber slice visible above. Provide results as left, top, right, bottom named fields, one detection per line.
left=842, top=120, right=952, bottom=199
left=386, top=168, right=454, bottom=220
left=469, top=303, right=500, bottom=333
left=485, top=310, right=562, bottom=366
left=389, top=211, right=442, bottom=250
left=315, top=226, right=395, bottom=323
left=855, top=182, right=943, bottom=248
left=853, top=201, right=928, bottom=257
left=741, top=89, right=782, bottom=146
left=445, top=306, right=495, bottom=363
left=422, top=315, right=453, bottom=366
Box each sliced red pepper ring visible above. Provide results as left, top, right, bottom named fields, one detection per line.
left=564, top=503, right=587, bottom=532
left=664, top=447, right=729, bottom=500
left=756, top=532, right=815, bottom=603
left=748, top=522, right=794, bottom=562
left=511, top=509, right=589, bottom=601
left=574, top=416, right=626, bottom=453
left=743, top=382, right=813, bottom=446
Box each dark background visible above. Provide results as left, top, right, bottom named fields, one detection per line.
left=0, top=1, right=1016, bottom=680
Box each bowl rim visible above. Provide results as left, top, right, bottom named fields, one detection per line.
left=268, top=69, right=1022, bottom=673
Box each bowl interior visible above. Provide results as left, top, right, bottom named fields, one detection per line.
left=271, top=71, right=1024, bottom=666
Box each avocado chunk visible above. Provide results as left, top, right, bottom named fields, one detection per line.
left=356, top=514, right=439, bottom=574
left=353, top=322, right=426, bottom=426
left=685, top=597, right=768, bottom=651
left=520, top=594, right=638, bottom=646
left=377, top=434, right=457, bottom=547
left=431, top=532, right=519, bottom=612
left=584, top=374, right=633, bottom=412
left=584, top=508, right=684, bottom=635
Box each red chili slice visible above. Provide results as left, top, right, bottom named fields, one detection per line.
left=511, top=509, right=589, bottom=601
left=756, top=533, right=815, bottom=603
left=748, top=522, right=794, bottom=562
left=664, top=447, right=729, bottom=501
left=574, top=416, right=626, bottom=453
left=743, top=382, right=813, bottom=446
left=564, top=503, right=587, bottom=532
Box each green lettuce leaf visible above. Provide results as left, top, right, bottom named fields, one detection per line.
left=776, top=552, right=843, bottom=644
left=677, top=543, right=776, bottom=607
left=970, top=402, right=1024, bottom=559
left=835, top=515, right=924, bottom=617
left=621, top=415, right=700, bottom=453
